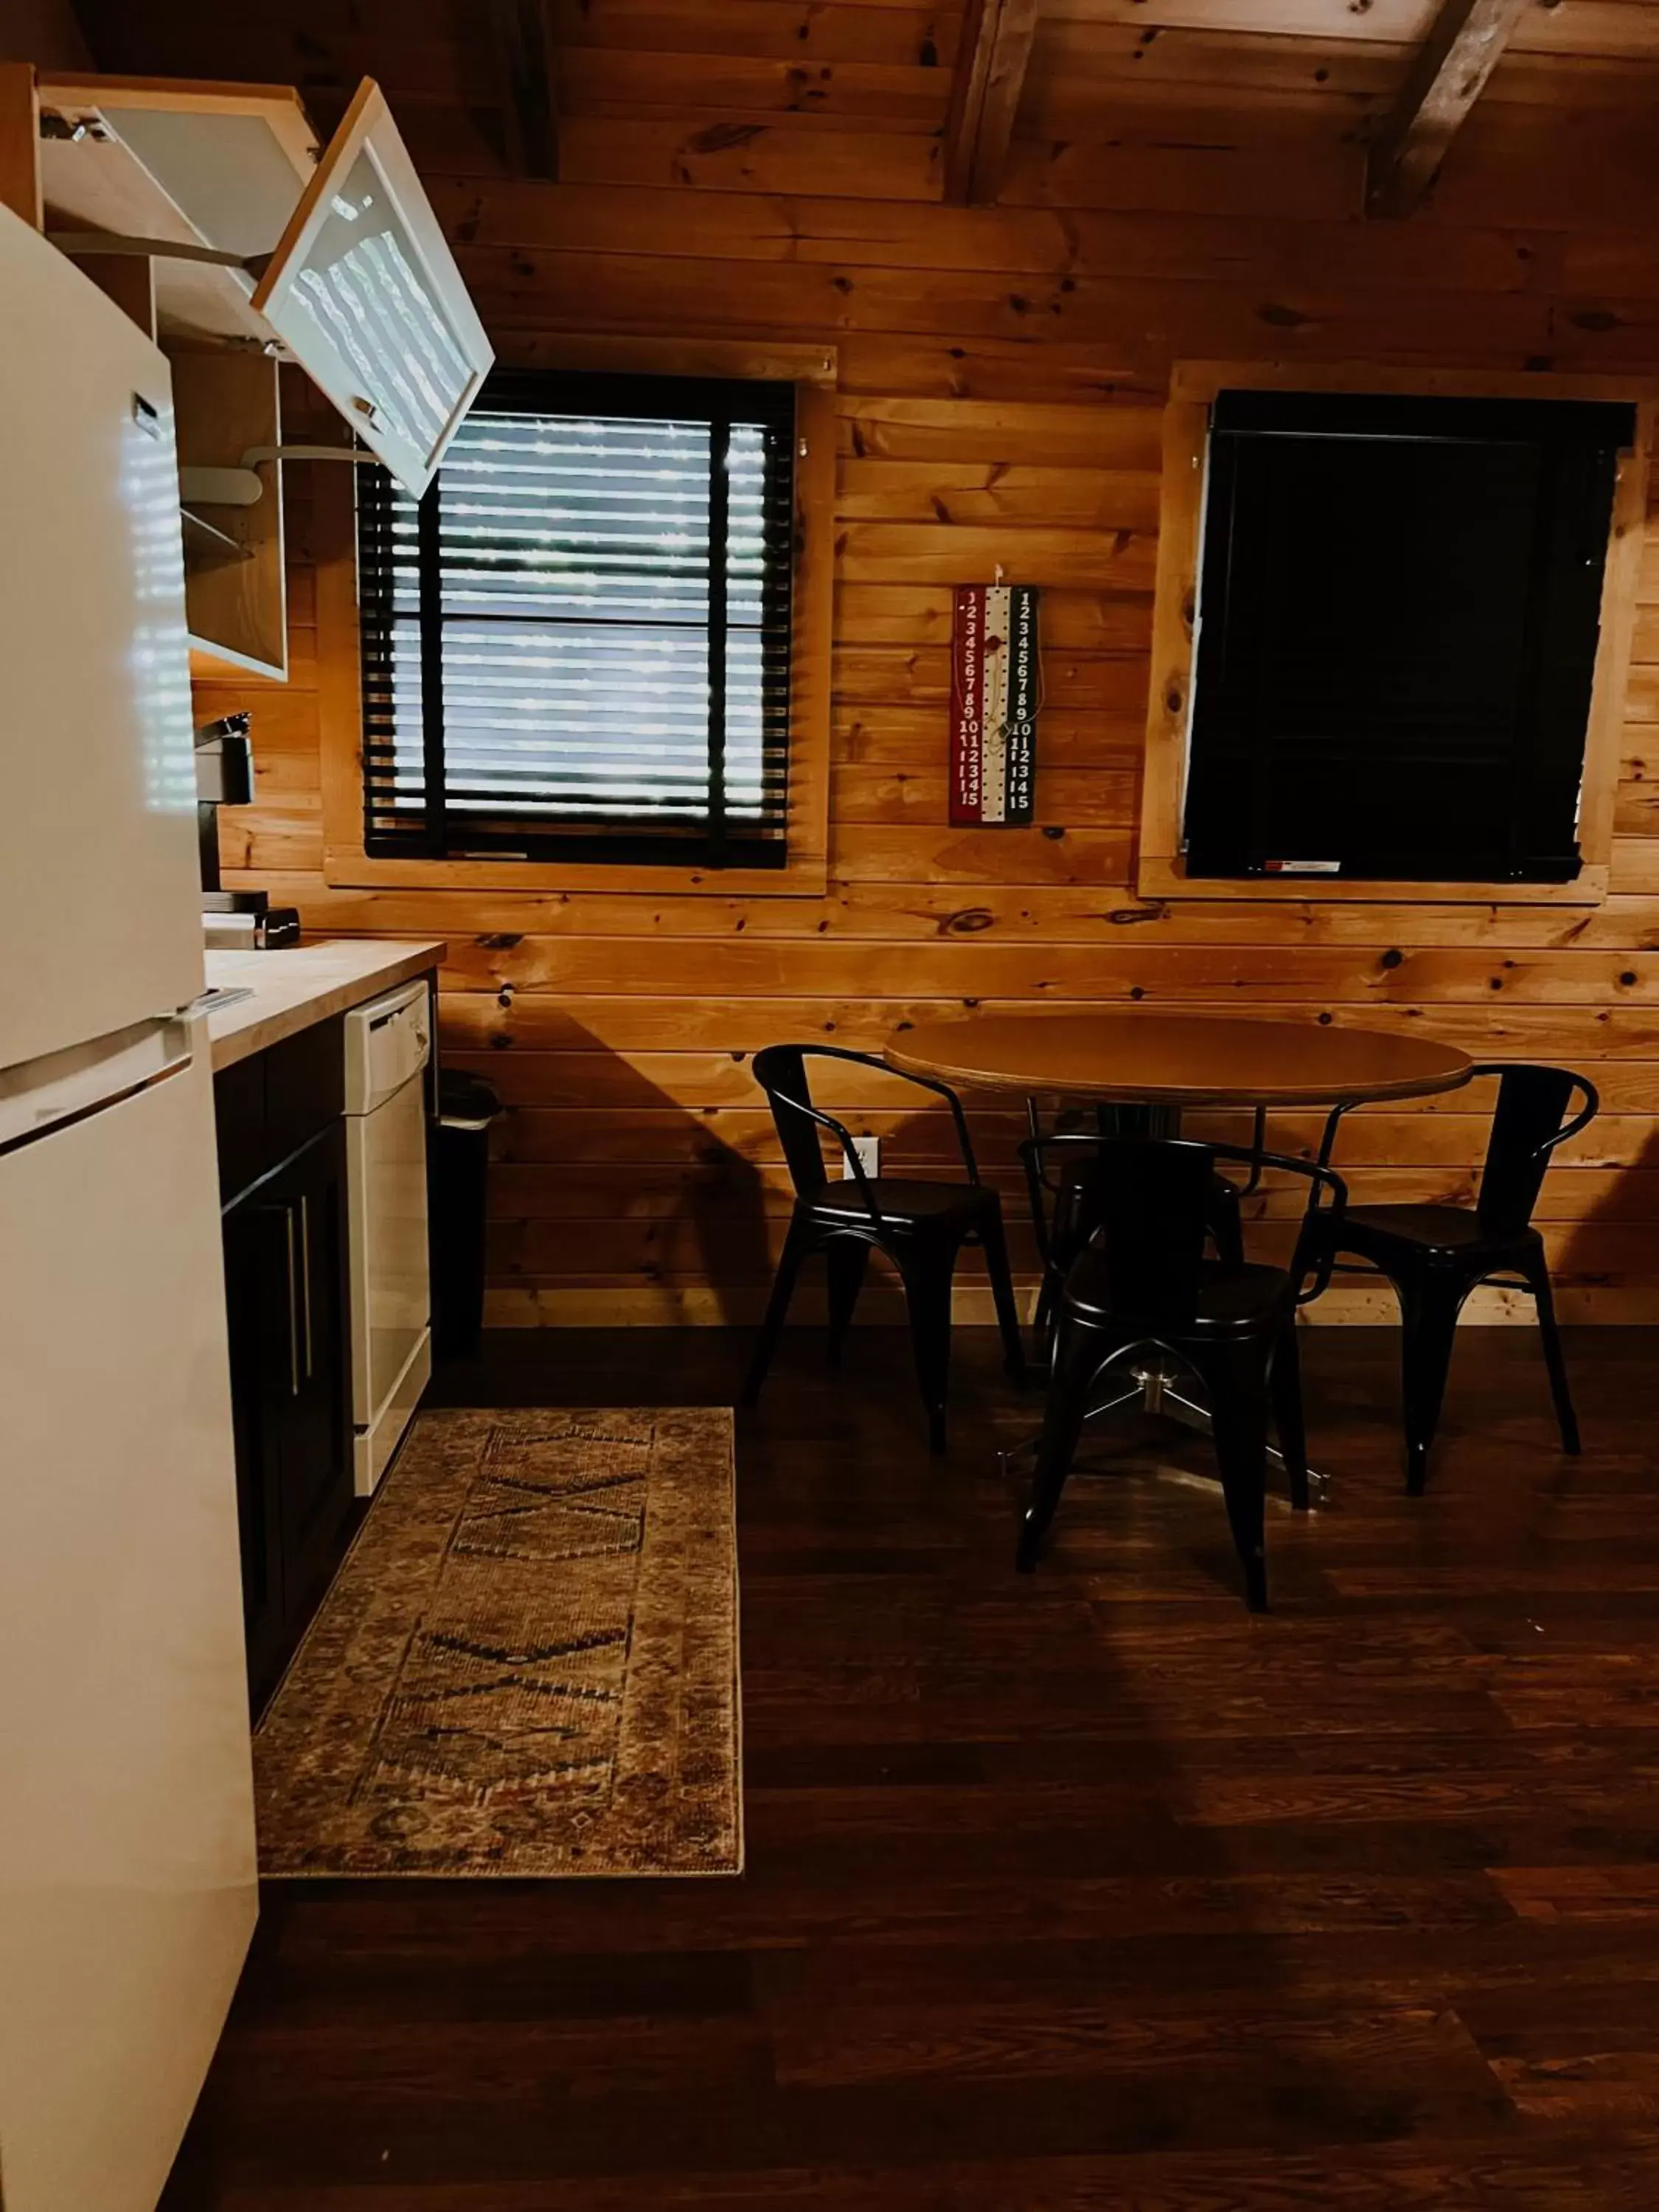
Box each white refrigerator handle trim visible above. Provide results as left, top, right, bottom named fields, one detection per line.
left=0, top=1013, right=199, bottom=1154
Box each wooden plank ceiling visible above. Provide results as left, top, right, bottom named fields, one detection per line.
left=72, top=0, right=1659, bottom=222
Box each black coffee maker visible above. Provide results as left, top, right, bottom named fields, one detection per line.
left=195, top=712, right=300, bottom=947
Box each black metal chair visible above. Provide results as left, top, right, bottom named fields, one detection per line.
left=1016, top=1135, right=1346, bottom=1610
left=742, top=1045, right=1026, bottom=1451
left=1308, top=1062, right=1598, bottom=1495
left=1021, top=1102, right=1267, bottom=1345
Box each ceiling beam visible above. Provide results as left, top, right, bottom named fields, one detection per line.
left=942, top=0, right=1039, bottom=207
left=1365, top=0, right=1529, bottom=220
left=487, top=0, right=558, bottom=182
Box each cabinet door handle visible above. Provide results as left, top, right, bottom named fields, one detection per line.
left=284, top=1204, right=301, bottom=1398
left=298, top=1192, right=314, bottom=1380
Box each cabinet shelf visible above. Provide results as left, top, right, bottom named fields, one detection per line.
left=173, top=349, right=286, bottom=680
left=181, top=504, right=251, bottom=563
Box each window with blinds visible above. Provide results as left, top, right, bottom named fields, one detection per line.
left=357, top=369, right=797, bottom=867
left=1182, top=389, right=1632, bottom=884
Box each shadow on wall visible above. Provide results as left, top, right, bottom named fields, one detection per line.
left=1554, top=1091, right=1659, bottom=1317
left=448, top=987, right=1654, bottom=1330
left=453, top=1001, right=775, bottom=1325
left=444, top=992, right=1040, bottom=1327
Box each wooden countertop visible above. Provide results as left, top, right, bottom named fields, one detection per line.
left=202, top=939, right=448, bottom=1072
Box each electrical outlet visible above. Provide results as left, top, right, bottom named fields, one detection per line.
left=843, top=1135, right=880, bottom=1180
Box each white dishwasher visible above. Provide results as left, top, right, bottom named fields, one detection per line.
left=344, top=979, right=433, bottom=1495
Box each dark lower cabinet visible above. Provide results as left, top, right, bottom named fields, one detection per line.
left=221, top=1181, right=290, bottom=1705
left=218, top=1025, right=355, bottom=1714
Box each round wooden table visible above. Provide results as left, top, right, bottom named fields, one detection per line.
left=886, top=1011, right=1472, bottom=1113
left=886, top=1012, right=1473, bottom=1508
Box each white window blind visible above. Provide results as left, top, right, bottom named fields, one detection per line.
left=358, top=370, right=796, bottom=866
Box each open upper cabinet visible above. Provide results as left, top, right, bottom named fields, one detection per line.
left=37, top=77, right=316, bottom=344
left=251, top=80, right=492, bottom=501
left=29, top=71, right=493, bottom=678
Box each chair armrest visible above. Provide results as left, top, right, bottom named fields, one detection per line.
left=784, top=1095, right=886, bottom=1224
left=888, top=1064, right=981, bottom=1184
left=1211, top=1139, right=1347, bottom=1304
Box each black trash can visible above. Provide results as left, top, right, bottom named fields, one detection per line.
left=430, top=1071, right=502, bottom=1360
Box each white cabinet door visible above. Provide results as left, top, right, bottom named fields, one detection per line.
left=0, top=208, right=205, bottom=1071
left=0, top=1044, right=257, bottom=2212
left=251, top=78, right=493, bottom=499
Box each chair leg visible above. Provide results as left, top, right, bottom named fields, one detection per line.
left=824, top=1239, right=869, bottom=1371
left=1016, top=1313, right=1102, bottom=1571
left=1032, top=1183, right=1076, bottom=1357
left=1208, top=1175, right=1245, bottom=1269
left=1268, top=1318, right=1311, bottom=1512
left=897, top=1237, right=959, bottom=1455
left=977, top=1203, right=1028, bottom=1387
left=1399, top=1273, right=1464, bottom=1496
left=742, top=1216, right=813, bottom=1406
left=1192, top=1337, right=1273, bottom=1613
left=1526, top=1251, right=1580, bottom=1455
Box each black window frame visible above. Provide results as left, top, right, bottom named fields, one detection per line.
left=1180, top=388, right=1635, bottom=886
left=356, top=366, right=798, bottom=872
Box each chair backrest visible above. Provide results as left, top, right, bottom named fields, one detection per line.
left=750, top=1045, right=832, bottom=1199
left=751, top=1043, right=980, bottom=1208
left=1085, top=1138, right=1216, bottom=1330
left=1029, top=1131, right=1348, bottom=1316
left=1475, top=1063, right=1597, bottom=1239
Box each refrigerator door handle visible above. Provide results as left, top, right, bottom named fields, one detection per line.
left=283, top=1204, right=302, bottom=1398
left=0, top=1015, right=195, bottom=1155
left=298, top=1193, right=314, bottom=1380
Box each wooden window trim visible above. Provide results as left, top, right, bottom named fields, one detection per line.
left=1137, top=360, right=1657, bottom=908
left=319, top=337, right=836, bottom=897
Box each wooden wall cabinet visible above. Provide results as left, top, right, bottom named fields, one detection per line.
left=25, top=73, right=308, bottom=682
left=215, top=1021, right=354, bottom=1713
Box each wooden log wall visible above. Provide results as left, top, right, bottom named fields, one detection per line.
left=187, top=0, right=1659, bottom=1324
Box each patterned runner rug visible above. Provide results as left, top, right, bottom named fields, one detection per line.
left=254, top=1407, right=741, bottom=1877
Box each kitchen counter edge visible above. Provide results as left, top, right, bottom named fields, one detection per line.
left=203, top=939, right=448, bottom=1073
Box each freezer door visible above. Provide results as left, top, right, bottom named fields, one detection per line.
left=0, top=206, right=204, bottom=1072
left=0, top=1044, right=257, bottom=2212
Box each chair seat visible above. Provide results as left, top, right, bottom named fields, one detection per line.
left=1329, top=1203, right=1539, bottom=1262
left=804, top=1177, right=992, bottom=1226
left=1063, top=1253, right=1291, bottom=1336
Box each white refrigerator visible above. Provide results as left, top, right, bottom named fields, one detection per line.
left=0, top=208, right=257, bottom=2208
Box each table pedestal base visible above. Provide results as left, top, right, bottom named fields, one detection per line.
left=1002, top=1094, right=1340, bottom=1507
left=999, top=1350, right=1332, bottom=1512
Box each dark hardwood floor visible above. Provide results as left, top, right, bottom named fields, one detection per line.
left=163, top=1324, right=1659, bottom=2208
